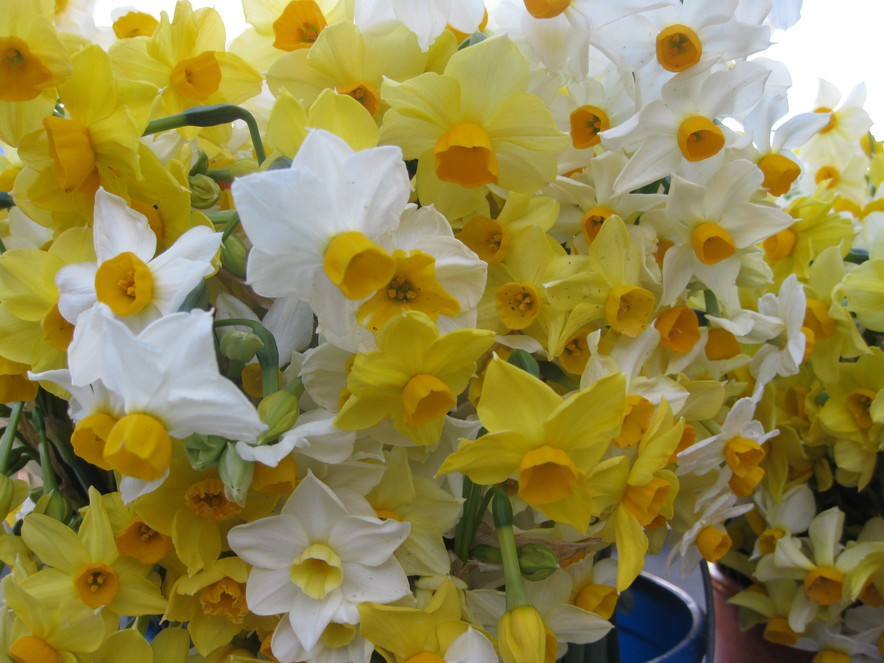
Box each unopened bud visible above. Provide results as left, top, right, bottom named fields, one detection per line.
left=229, top=159, right=259, bottom=178
left=34, top=489, right=72, bottom=523
left=257, top=390, right=300, bottom=444
left=518, top=542, right=559, bottom=581
left=0, top=475, right=24, bottom=520
left=189, top=174, right=222, bottom=209
left=184, top=434, right=227, bottom=471
left=219, top=442, right=253, bottom=506
left=736, top=250, right=774, bottom=289
left=189, top=149, right=209, bottom=176
left=498, top=605, right=546, bottom=663
left=220, top=330, right=264, bottom=363
left=220, top=233, right=249, bottom=279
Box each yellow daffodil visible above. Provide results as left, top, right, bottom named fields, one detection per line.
left=439, top=358, right=626, bottom=531
left=335, top=311, right=495, bottom=445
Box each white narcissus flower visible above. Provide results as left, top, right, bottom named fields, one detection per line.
left=55, top=188, right=222, bottom=332
left=355, top=0, right=486, bottom=50
left=227, top=472, right=410, bottom=661
left=232, top=129, right=410, bottom=309
left=750, top=274, right=807, bottom=400
left=33, top=305, right=266, bottom=482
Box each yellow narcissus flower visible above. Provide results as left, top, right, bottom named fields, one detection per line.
left=18, top=488, right=167, bottom=618
left=108, top=1, right=263, bottom=140
left=335, top=311, right=495, bottom=446
left=14, top=44, right=159, bottom=230
left=439, top=358, right=626, bottom=532
left=266, top=18, right=427, bottom=133
left=380, top=35, right=569, bottom=220
left=0, top=0, right=71, bottom=146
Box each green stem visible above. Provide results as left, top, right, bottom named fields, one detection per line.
left=33, top=407, right=57, bottom=493
left=492, top=487, right=530, bottom=610
left=213, top=319, right=279, bottom=396
left=221, top=212, right=241, bottom=242
left=704, top=290, right=721, bottom=318
left=454, top=477, right=478, bottom=561
left=143, top=104, right=266, bottom=164
left=0, top=402, right=24, bottom=474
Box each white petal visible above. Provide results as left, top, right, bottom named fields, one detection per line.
left=92, top=188, right=156, bottom=263
left=228, top=515, right=308, bottom=568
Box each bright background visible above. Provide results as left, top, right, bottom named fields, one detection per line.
left=92, top=0, right=884, bottom=132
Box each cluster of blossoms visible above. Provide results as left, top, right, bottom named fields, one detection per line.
left=1, top=0, right=884, bottom=662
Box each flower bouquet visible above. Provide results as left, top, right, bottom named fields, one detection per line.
left=0, top=0, right=881, bottom=662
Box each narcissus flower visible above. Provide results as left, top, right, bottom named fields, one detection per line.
left=439, top=358, right=626, bottom=531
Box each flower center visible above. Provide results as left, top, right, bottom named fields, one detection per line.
left=495, top=282, right=541, bottom=330
left=0, top=37, right=52, bottom=101
left=613, top=394, right=655, bottom=449
left=71, top=412, right=118, bottom=470
left=184, top=478, right=243, bottom=520
left=847, top=388, right=877, bottom=429
left=655, top=305, right=700, bottom=354
left=41, top=300, right=74, bottom=352
left=323, top=231, right=395, bottom=300
left=43, top=115, right=98, bottom=193
left=763, top=618, right=799, bottom=646
left=94, top=251, right=154, bottom=316
left=724, top=436, right=765, bottom=478
left=104, top=413, right=171, bottom=481
left=401, top=374, right=456, bottom=427
left=803, top=566, right=844, bottom=606
left=604, top=285, right=656, bottom=337
left=813, top=106, right=837, bottom=133
left=8, top=636, right=59, bottom=663
left=273, top=1, right=327, bottom=51
left=815, top=165, right=839, bottom=188
left=622, top=477, right=671, bottom=527
left=803, top=299, right=835, bottom=340
left=336, top=80, right=381, bottom=117
left=696, top=526, right=731, bottom=562
left=558, top=327, right=592, bottom=375
left=581, top=206, right=616, bottom=245
left=656, top=24, right=702, bottom=72
left=758, top=528, right=785, bottom=556
left=322, top=622, right=358, bottom=648
left=705, top=328, right=740, bottom=361
left=762, top=226, right=797, bottom=260
left=434, top=122, right=499, bottom=188
left=518, top=445, right=579, bottom=505
left=115, top=516, right=171, bottom=564
left=289, top=542, right=344, bottom=599
left=170, top=51, right=222, bottom=101
left=691, top=222, right=736, bottom=265
left=677, top=116, right=724, bottom=162
left=113, top=11, right=159, bottom=38
left=758, top=153, right=800, bottom=196
left=570, top=105, right=610, bottom=149
left=200, top=578, right=249, bottom=623
left=574, top=583, right=618, bottom=620
left=73, top=562, right=120, bottom=609
left=356, top=250, right=460, bottom=332
left=456, top=216, right=510, bottom=264
left=523, top=0, right=571, bottom=18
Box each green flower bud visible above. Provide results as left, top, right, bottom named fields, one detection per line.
left=471, top=544, right=503, bottom=563
left=518, top=542, right=559, bottom=581
left=220, top=233, right=249, bottom=279
left=189, top=149, right=209, bottom=176
left=189, top=173, right=222, bottom=209
left=220, top=330, right=264, bottom=363
left=736, top=250, right=774, bottom=288
left=219, top=442, right=253, bottom=506
left=184, top=434, right=227, bottom=471
left=257, top=390, right=300, bottom=444
left=34, top=489, right=72, bottom=523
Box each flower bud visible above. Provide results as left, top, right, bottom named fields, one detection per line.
left=518, top=543, right=559, bottom=581
left=189, top=149, right=209, bottom=176
left=257, top=390, right=300, bottom=444
left=498, top=605, right=546, bottom=663
left=736, top=250, right=774, bottom=288
left=229, top=159, right=259, bottom=178
left=0, top=475, right=26, bottom=520
left=34, top=489, right=72, bottom=523
left=184, top=434, right=227, bottom=471
left=219, top=443, right=254, bottom=506
left=220, top=329, right=264, bottom=363
left=221, top=233, right=249, bottom=279
left=189, top=174, right=222, bottom=209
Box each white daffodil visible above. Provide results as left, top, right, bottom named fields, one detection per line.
left=643, top=158, right=793, bottom=309
left=355, top=0, right=486, bottom=50
left=227, top=472, right=410, bottom=662
left=54, top=188, right=221, bottom=332
left=34, top=305, right=266, bottom=482
left=232, top=129, right=410, bottom=310
left=601, top=61, right=769, bottom=193
left=750, top=483, right=817, bottom=559
left=801, top=81, right=874, bottom=162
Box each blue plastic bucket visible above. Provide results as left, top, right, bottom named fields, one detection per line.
left=615, top=572, right=708, bottom=662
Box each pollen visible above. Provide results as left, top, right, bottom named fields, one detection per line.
left=456, top=216, right=511, bottom=264
left=656, top=24, right=702, bottom=72
left=184, top=478, right=243, bottom=521
left=677, top=116, right=725, bottom=162
left=570, top=105, right=610, bottom=149
left=272, top=0, right=328, bottom=51
left=495, top=282, right=542, bottom=330
left=581, top=206, right=616, bottom=245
